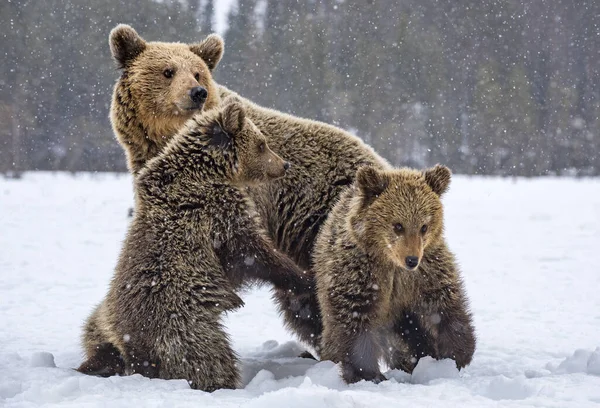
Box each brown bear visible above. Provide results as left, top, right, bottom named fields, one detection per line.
left=78, top=99, right=312, bottom=391
left=313, top=165, right=476, bottom=384
left=109, top=24, right=224, bottom=175
left=107, top=25, right=390, bottom=352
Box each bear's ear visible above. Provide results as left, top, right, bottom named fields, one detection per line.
left=423, top=164, right=451, bottom=196
left=189, top=34, right=224, bottom=71
left=109, top=24, right=147, bottom=69
left=221, top=101, right=245, bottom=136
left=205, top=122, right=232, bottom=149
left=356, top=166, right=389, bottom=205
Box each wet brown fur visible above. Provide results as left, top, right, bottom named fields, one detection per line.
left=106, top=25, right=390, bottom=353
left=216, top=88, right=390, bottom=351
left=109, top=25, right=224, bottom=175
left=78, top=100, right=312, bottom=391
left=313, top=165, right=476, bottom=383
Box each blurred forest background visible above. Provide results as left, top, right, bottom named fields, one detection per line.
left=1, top=0, right=599, bottom=176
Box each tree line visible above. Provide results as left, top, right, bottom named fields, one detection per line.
left=1, top=0, right=598, bottom=176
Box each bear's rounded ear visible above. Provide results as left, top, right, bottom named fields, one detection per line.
left=423, top=164, right=451, bottom=196
left=109, top=24, right=147, bottom=69
left=189, top=34, right=224, bottom=71
left=356, top=166, right=388, bottom=205
left=221, top=101, right=245, bottom=136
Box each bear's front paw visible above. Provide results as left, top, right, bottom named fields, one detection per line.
left=342, top=363, right=386, bottom=384
left=371, top=372, right=388, bottom=384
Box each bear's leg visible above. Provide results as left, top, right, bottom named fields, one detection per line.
left=343, top=330, right=386, bottom=384
left=229, top=227, right=313, bottom=294
left=78, top=305, right=125, bottom=377
left=325, top=328, right=384, bottom=384
left=403, top=292, right=476, bottom=370
left=78, top=343, right=125, bottom=377
left=120, top=346, right=160, bottom=378
left=390, top=310, right=439, bottom=372
left=272, top=287, right=322, bottom=350
left=381, top=333, right=417, bottom=374
left=320, top=320, right=384, bottom=384
left=430, top=296, right=476, bottom=369
left=246, top=186, right=328, bottom=349
left=152, top=316, right=240, bottom=391
left=227, top=225, right=324, bottom=350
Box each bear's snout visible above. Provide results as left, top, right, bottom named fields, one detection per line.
left=265, top=158, right=289, bottom=180
left=405, top=256, right=419, bottom=269
left=189, top=86, right=208, bottom=105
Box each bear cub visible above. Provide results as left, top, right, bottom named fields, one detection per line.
left=78, top=98, right=311, bottom=391
left=313, top=165, right=476, bottom=384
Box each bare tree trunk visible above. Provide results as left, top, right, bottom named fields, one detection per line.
left=10, top=104, right=22, bottom=178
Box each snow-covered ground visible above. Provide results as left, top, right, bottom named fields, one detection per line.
left=1, top=172, right=599, bottom=407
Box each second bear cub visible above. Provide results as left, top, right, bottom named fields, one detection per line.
left=78, top=98, right=311, bottom=391
left=313, top=165, right=475, bottom=384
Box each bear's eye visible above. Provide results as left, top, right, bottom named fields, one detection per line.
left=163, top=69, right=174, bottom=79
left=258, top=142, right=266, bottom=153
left=421, top=224, right=428, bottom=234
left=393, top=223, right=404, bottom=234
left=194, top=73, right=200, bottom=82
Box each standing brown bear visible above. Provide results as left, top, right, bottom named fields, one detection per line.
left=313, top=165, right=476, bottom=384
left=109, top=24, right=224, bottom=174
left=107, top=25, right=390, bottom=351
left=78, top=99, right=312, bottom=391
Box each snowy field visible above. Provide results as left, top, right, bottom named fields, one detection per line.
left=1, top=172, right=599, bottom=407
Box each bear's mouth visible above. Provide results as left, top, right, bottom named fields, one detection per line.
left=184, top=105, right=203, bottom=111
left=175, top=101, right=205, bottom=113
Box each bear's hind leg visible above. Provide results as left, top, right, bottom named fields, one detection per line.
left=78, top=304, right=125, bottom=377
left=155, top=315, right=240, bottom=391
left=77, top=342, right=125, bottom=377
left=272, top=287, right=323, bottom=351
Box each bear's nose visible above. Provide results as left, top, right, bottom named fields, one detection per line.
left=405, top=256, right=419, bottom=269
left=189, top=87, right=208, bottom=104
left=283, top=162, right=291, bottom=171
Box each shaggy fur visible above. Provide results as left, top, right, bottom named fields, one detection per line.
left=217, top=87, right=391, bottom=350
left=313, top=165, right=476, bottom=383
left=78, top=99, right=312, bottom=391
left=105, top=25, right=391, bottom=352
left=109, top=24, right=224, bottom=174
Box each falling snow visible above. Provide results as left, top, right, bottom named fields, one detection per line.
left=1, top=1, right=599, bottom=406
left=1, top=1, right=598, bottom=177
